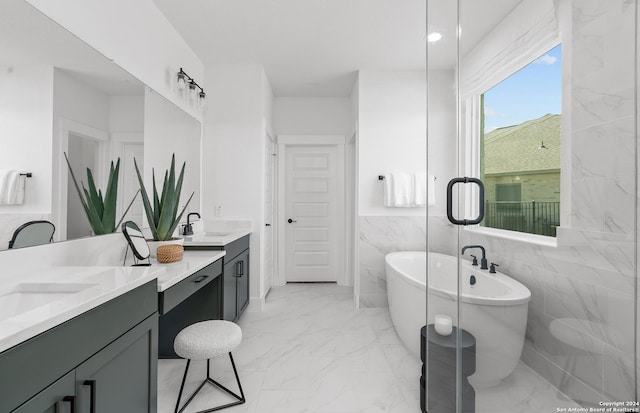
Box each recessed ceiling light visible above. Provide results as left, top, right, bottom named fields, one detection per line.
left=427, top=32, right=442, bottom=43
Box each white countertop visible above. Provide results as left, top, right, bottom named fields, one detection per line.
left=0, top=250, right=227, bottom=353
left=154, top=250, right=226, bottom=291
left=0, top=265, right=161, bottom=353
left=183, top=230, right=251, bottom=247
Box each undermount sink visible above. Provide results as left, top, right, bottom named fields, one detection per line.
left=202, top=231, right=233, bottom=237
left=0, top=283, right=97, bottom=322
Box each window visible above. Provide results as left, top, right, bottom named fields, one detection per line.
left=480, top=44, right=562, bottom=237
left=496, top=183, right=522, bottom=210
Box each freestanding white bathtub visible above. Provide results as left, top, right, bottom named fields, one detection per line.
left=385, top=251, right=531, bottom=388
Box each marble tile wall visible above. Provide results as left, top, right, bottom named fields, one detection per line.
left=460, top=0, right=638, bottom=405
left=358, top=216, right=428, bottom=308
left=462, top=226, right=635, bottom=405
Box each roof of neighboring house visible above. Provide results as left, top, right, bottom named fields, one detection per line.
left=484, top=113, right=561, bottom=175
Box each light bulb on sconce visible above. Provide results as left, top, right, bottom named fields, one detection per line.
left=177, top=70, right=187, bottom=90
left=176, top=68, right=205, bottom=105
left=199, top=90, right=206, bottom=109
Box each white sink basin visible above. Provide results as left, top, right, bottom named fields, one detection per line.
left=203, top=231, right=233, bottom=236
left=0, top=283, right=97, bottom=322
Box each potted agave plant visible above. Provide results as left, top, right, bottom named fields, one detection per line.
left=134, top=154, right=194, bottom=257
left=64, top=153, right=139, bottom=235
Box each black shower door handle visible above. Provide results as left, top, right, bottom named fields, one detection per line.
left=446, top=177, right=485, bottom=225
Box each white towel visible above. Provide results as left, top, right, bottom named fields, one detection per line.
left=12, top=173, right=25, bottom=204
left=0, top=170, right=25, bottom=205
left=0, top=170, right=10, bottom=203
left=384, top=173, right=413, bottom=207
left=413, top=173, right=428, bottom=206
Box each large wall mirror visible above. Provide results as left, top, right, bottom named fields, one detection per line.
left=0, top=0, right=201, bottom=250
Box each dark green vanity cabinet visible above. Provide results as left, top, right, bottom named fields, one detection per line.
left=219, top=235, right=250, bottom=322
left=0, top=281, right=158, bottom=413
left=223, top=247, right=250, bottom=322
left=185, top=234, right=250, bottom=323
left=158, top=259, right=223, bottom=358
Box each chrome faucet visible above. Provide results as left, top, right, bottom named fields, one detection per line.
left=183, top=212, right=201, bottom=236
left=461, top=245, right=488, bottom=270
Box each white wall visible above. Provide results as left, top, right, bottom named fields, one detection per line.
left=262, top=71, right=275, bottom=136
left=350, top=76, right=359, bottom=137
left=427, top=70, right=457, bottom=217
left=144, top=89, right=201, bottom=223
left=358, top=70, right=427, bottom=216
left=109, top=95, right=145, bottom=133
left=356, top=69, right=430, bottom=307
left=350, top=78, right=360, bottom=300
left=53, top=70, right=110, bottom=132
left=260, top=70, right=275, bottom=297
left=52, top=69, right=113, bottom=240
left=202, top=64, right=272, bottom=301
left=25, top=0, right=204, bottom=121
left=0, top=66, right=54, bottom=215
left=0, top=65, right=53, bottom=249
left=274, top=97, right=351, bottom=136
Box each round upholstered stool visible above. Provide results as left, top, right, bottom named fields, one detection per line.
left=173, top=320, right=245, bottom=413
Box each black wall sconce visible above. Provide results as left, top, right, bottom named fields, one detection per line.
left=177, top=68, right=205, bottom=101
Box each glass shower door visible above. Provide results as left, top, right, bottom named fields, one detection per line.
left=427, top=0, right=638, bottom=411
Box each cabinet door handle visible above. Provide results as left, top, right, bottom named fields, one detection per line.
left=193, top=275, right=209, bottom=283
left=235, top=261, right=242, bottom=277
left=446, top=177, right=485, bottom=225
left=61, top=395, right=75, bottom=413
left=83, top=380, right=96, bottom=413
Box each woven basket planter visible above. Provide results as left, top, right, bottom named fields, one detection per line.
left=156, top=244, right=184, bottom=263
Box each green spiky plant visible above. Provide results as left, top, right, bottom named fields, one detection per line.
left=133, top=154, right=194, bottom=241
left=64, top=153, right=140, bottom=235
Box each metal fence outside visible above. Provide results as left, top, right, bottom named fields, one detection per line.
left=483, top=201, right=560, bottom=237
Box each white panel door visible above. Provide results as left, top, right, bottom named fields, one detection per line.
left=285, top=146, right=342, bottom=282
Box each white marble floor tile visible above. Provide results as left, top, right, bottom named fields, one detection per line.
left=159, top=283, right=580, bottom=413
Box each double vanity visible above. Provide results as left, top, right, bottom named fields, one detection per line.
left=0, top=229, right=250, bottom=413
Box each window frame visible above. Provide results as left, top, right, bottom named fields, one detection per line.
left=460, top=39, right=563, bottom=244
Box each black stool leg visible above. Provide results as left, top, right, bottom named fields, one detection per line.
left=207, top=353, right=245, bottom=404
left=175, top=359, right=191, bottom=413
left=174, top=353, right=245, bottom=413
left=230, top=353, right=245, bottom=401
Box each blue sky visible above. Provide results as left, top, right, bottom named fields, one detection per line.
left=483, top=44, right=562, bottom=133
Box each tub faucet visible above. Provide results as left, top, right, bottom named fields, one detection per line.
left=183, top=212, right=201, bottom=236
left=461, top=245, right=488, bottom=270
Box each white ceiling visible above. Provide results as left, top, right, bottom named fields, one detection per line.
left=153, top=0, right=426, bottom=97
left=0, top=0, right=143, bottom=96
left=428, top=0, right=522, bottom=69
left=154, top=0, right=522, bottom=97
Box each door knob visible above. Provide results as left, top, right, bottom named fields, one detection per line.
left=287, top=218, right=297, bottom=223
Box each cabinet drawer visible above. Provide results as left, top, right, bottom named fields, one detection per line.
left=223, top=235, right=250, bottom=261
left=159, top=259, right=222, bottom=314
